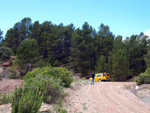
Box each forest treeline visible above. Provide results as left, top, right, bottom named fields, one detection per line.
left=0, top=17, right=150, bottom=80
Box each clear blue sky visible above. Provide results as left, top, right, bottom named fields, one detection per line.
left=1, top=0, right=150, bottom=38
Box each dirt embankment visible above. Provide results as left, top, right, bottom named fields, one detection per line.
left=63, top=81, right=150, bottom=113
left=0, top=78, right=22, bottom=95
left=129, top=84, right=150, bottom=104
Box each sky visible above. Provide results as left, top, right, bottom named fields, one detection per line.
left=0, top=0, right=150, bottom=38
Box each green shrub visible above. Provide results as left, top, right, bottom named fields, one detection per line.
left=25, top=74, right=64, bottom=104
left=0, top=93, right=12, bottom=105
left=48, top=107, right=67, bottom=113
left=11, top=83, right=43, bottom=113
left=139, top=74, right=150, bottom=84
left=35, top=60, right=51, bottom=68
left=9, top=67, right=20, bottom=79
left=136, top=78, right=143, bottom=85
left=24, top=66, right=73, bottom=87
left=12, top=58, right=23, bottom=69
left=53, top=60, right=60, bottom=67
left=137, top=68, right=150, bottom=85
left=17, top=38, right=41, bottom=65
left=0, top=47, right=13, bottom=61
left=59, top=108, right=67, bottom=113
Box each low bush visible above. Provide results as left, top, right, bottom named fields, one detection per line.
left=25, top=74, right=64, bottom=104
left=24, top=66, right=73, bottom=87
left=0, top=93, right=12, bottom=105
left=12, top=58, right=22, bottom=68
left=11, top=83, right=43, bottom=113
left=0, top=47, right=13, bottom=62
left=137, top=68, right=150, bottom=85
left=9, top=67, right=20, bottom=79
left=35, top=60, right=51, bottom=68
left=58, top=108, right=67, bottom=113
left=136, top=79, right=143, bottom=85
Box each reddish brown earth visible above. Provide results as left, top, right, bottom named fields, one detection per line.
left=64, top=81, right=150, bottom=113
left=0, top=78, right=22, bottom=95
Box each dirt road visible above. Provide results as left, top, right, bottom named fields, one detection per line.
left=64, top=82, right=150, bottom=113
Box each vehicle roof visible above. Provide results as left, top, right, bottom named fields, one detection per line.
left=96, top=73, right=103, bottom=75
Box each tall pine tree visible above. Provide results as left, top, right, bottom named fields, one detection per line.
left=112, top=49, right=130, bottom=81
left=70, top=22, right=94, bottom=76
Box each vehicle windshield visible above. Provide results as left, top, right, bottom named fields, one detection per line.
left=97, top=74, right=101, bottom=77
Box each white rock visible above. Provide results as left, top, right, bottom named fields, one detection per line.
left=135, top=85, right=139, bottom=90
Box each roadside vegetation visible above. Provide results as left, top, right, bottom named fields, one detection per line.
left=136, top=68, right=150, bottom=85
left=0, top=93, right=12, bottom=105
left=0, top=47, right=12, bottom=62
left=0, top=17, right=150, bottom=112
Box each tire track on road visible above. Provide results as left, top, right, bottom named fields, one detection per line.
left=64, top=81, right=150, bottom=113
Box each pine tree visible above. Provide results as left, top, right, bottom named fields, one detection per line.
left=61, top=24, right=74, bottom=63
left=5, top=27, right=20, bottom=54
left=17, top=38, right=41, bottom=73
left=95, top=55, right=107, bottom=73
left=125, top=34, right=148, bottom=75
left=98, top=24, right=114, bottom=58
left=4, top=18, right=32, bottom=54
left=46, top=25, right=64, bottom=66
left=19, top=17, right=32, bottom=40
left=144, top=49, right=150, bottom=68
left=30, top=21, right=40, bottom=46
left=70, top=22, right=94, bottom=76
left=39, top=21, right=52, bottom=59
left=112, top=49, right=130, bottom=81
left=0, top=29, right=3, bottom=44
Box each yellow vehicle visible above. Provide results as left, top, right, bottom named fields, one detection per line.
left=89, top=73, right=110, bottom=81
